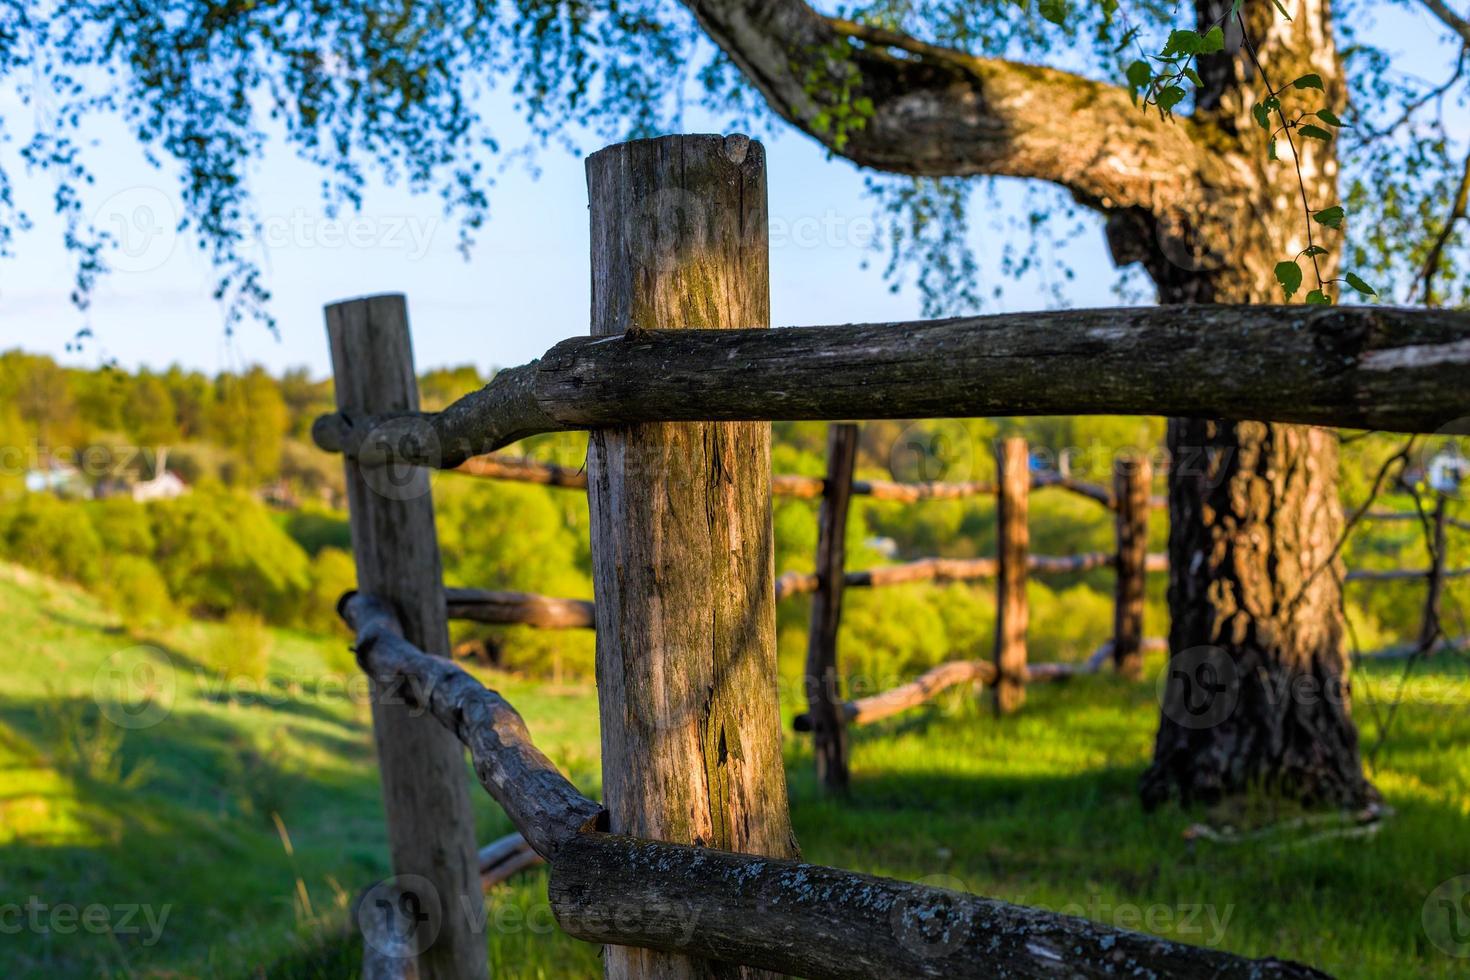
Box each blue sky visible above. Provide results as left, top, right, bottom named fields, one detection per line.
left=0, top=3, right=1453, bottom=378
left=0, top=75, right=1125, bottom=379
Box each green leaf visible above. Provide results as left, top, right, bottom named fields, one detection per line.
left=1126, top=59, right=1153, bottom=91
left=1316, top=109, right=1343, bottom=126
left=1345, top=272, right=1377, bottom=296
left=1305, top=289, right=1331, bottom=305
left=1275, top=260, right=1303, bottom=300
left=1292, top=73, right=1324, bottom=90
left=1313, top=205, right=1345, bottom=229
left=1298, top=124, right=1333, bottom=141
left=1039, top=0, right=1068, bottom=26
left=1252, top=101, right=1272, bottom=129
left=1267, top=138, right=1278, bottom=161
left=1201, top=26, right=1226, bottom=53
left=1157, top=85, right=1187, bottom=113
left=1303, top=245, right=1328, bottom=256
left=1164, top=29, right=1203, bottom=56
left=1184, top=67, right=1203, bottom=87
left=1271, top=0, right=1293, bottom=20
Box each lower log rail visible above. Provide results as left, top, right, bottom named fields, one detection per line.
left=793, top=637, right=1170, bottom=732
left=445, top=587, right=596, bottom=629
left=340, top=591, right=1326, bottom=979
left=479, top=831, right=544, bottom=889
left=548, top=833, right=1328, bottom=980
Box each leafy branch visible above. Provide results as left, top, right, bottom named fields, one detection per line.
left=1121, top=0, right=1377, bottom=303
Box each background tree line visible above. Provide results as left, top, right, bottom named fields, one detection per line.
left=0, top=350, right=1459, bottom=697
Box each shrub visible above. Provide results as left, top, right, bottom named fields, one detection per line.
left=87, top=497, right=156, bottom=556
left=0, top=495, right=103, bottom=585
left=103, top=554, right=175, bottom=629
left=205, top=610, right=274, bottom=683
left=302, top=546, right=358, bottom=634
left=148, top=490, right=311, bottom=620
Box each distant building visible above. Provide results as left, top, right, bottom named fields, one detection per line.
left=23, top=461, right=86, bottom=497
left=132, top=469, right=188, bottom=502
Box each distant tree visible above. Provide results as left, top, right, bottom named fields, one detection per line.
left=123, top=370, right=181, bottom=450
left=213, top=367, right=287, bottom=485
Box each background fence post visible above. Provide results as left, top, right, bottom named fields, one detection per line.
left=805, top=422, right=859, bottom=793
left=993, top=436, right=1029, bottom=714
left=1420, top=492, right=1449, bottom=651
left=1113, top=455, right=1151, bottom=677
left=325, top=295, right=488, bottom=980
left=584, top=134, right=796, bottom=980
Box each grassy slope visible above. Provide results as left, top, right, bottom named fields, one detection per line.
left=2, top=562, right=1467, bottom=978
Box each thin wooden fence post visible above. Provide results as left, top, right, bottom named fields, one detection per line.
left=1420, top=492, right=1449, bottom=651
left=805, top=423, right=859, bottom=793
left=993, top=436, right=1029, bottom=714
left=325, top=295, right=488, bottom=980
left=1112, top=454, right=1151, bottom=677
left=584, top=134, right=796, bottom=980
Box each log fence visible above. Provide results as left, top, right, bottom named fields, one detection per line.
left=316, top=133, right=1469, bottom=978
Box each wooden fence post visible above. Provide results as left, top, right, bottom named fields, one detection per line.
left=584, top=134, right=796, bottom=980
left=805, top=423, right=859, bottom=793
left=993, top=436, right=1029, bottom=714
left=325, top=295, right=488, bottom=980
left=1112, top=454, right=1152, bottom=677
left=1420, top=492, right=1449, bottom=651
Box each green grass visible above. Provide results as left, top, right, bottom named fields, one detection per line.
left=2, top=562, right=1467, bottom=978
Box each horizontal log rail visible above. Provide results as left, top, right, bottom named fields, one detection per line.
left=445, top=587, right=596, bottom=629
left=1345, top=566, right=1470, bottom=582
left=455, top=453, right=1158, bottom=508
left=793, top=638, right=1168, bottom=732
left=339, top=590, right=1320, bottom=979
left=457, top=454, right=590, bottom=488
left=1364, top=509, right=1470, bottom=532
left=444, top=552, right=1167, bottom=630
left=479, top=831, right=543, bottom=889
left=547, top=833, right=1327, bottom=980
left=312, top=306, right=1470, bottom=467
left=776, top=551, right=1163, bottom=600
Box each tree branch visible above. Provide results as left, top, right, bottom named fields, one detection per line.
left=679, top=0, right=1222, bottom=214
left=1414, top=142, right=1470, bottom=306
left=1418, top=0, right=1470, bottom=46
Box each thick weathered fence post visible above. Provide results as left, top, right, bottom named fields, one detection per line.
left=325, top=295, right=488, bottom=980
left=584, top=134, right=797, bottom=979
left=993, top=436, right=1029, bottom=714
left=1112, top=455, right=1151, bottom=677
left=805, top=423, right=859, bottom=793
left=1420, top=492, right=1449, bottom=651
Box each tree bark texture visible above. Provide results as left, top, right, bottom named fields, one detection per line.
left=1141, top=0, right=1374, bottom=809
left=583, top=134, right=797, bottom=980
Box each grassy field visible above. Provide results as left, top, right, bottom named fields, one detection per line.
left=2, top=561, right=1468, bottom=978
